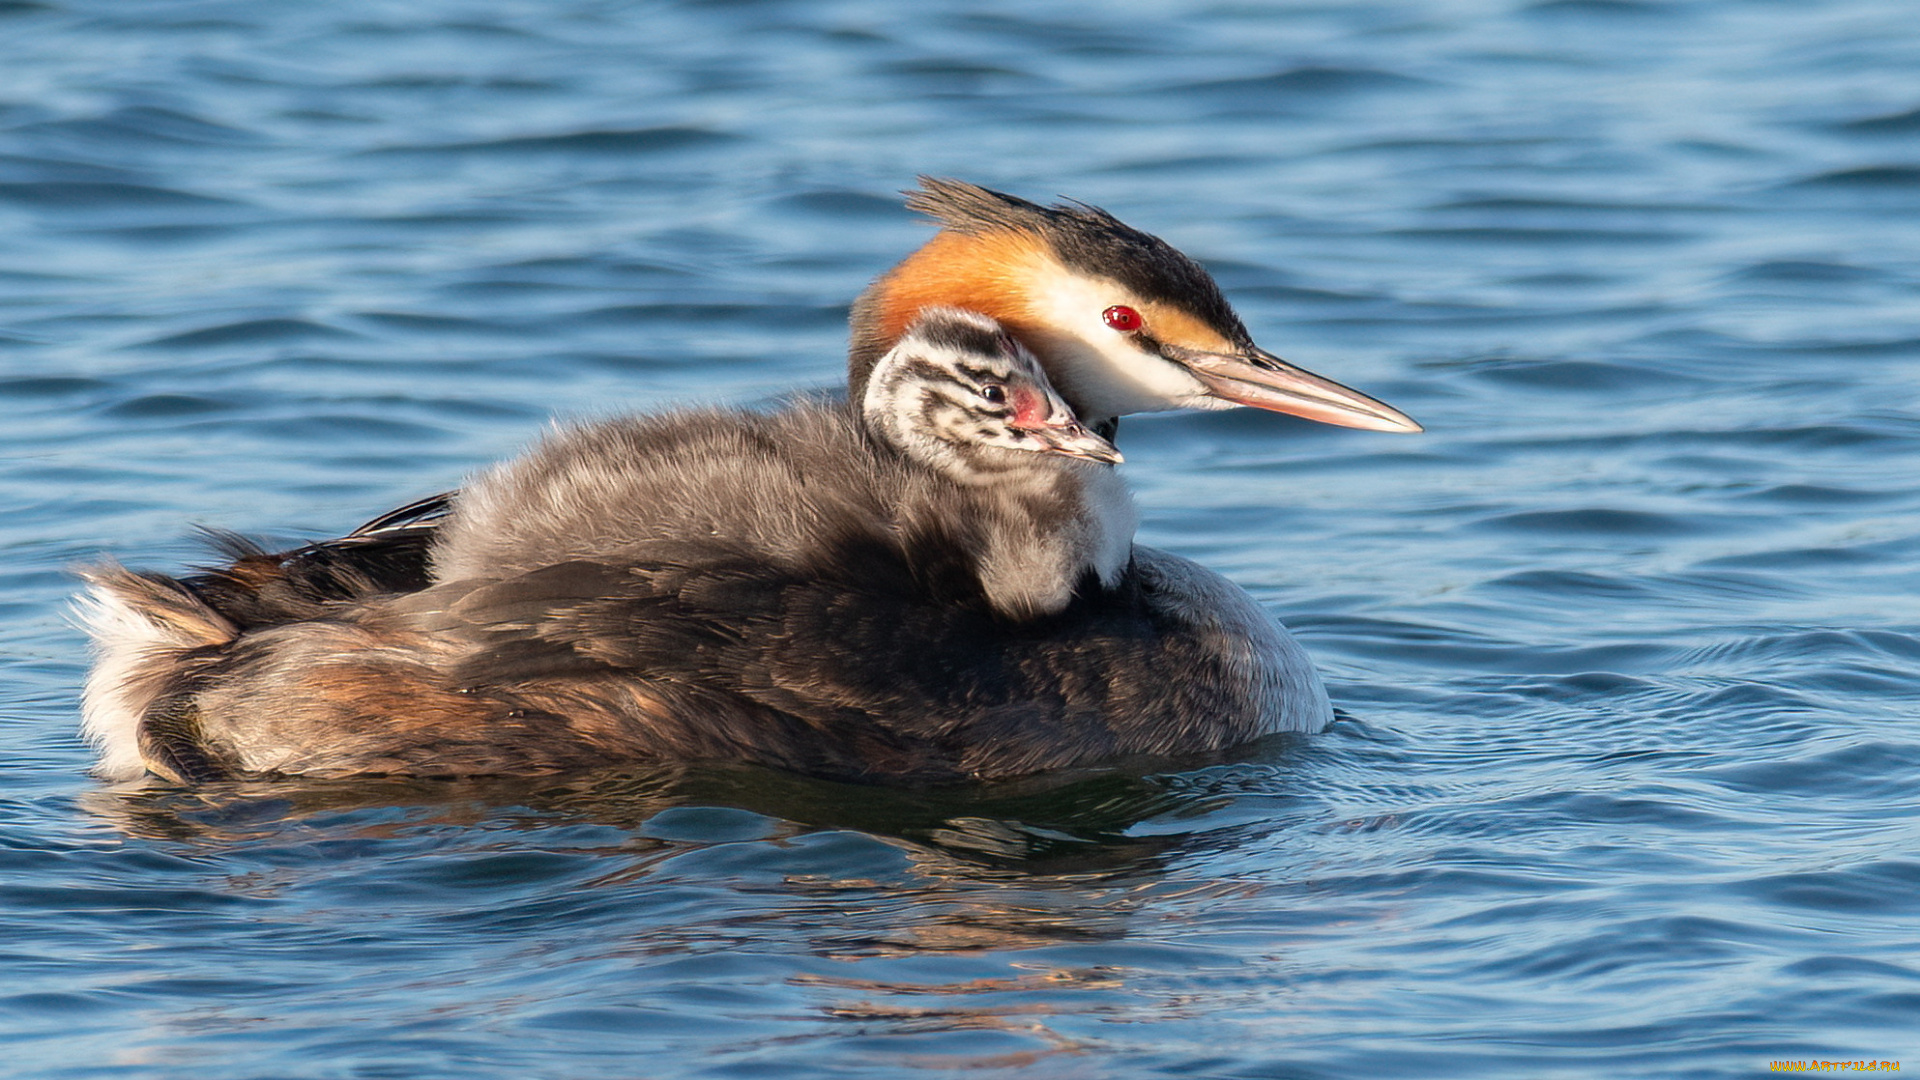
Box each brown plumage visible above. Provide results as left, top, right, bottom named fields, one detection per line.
left=80, top=311, right=1204, bottom=784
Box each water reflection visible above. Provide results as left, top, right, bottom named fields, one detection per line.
left=61, top=753, right=1338, bottom=1073
left=80, top=739, right=1320, bottom=874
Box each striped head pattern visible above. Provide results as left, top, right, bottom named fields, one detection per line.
left=862, top=307, right=1121, bottom=485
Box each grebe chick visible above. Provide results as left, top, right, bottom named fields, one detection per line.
left=430, top=307, right=1132, bottom=621
left=76, top=311, right=1133, bottom=783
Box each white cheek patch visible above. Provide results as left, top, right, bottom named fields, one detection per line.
left=1028, top=273, right=1212, bottom=418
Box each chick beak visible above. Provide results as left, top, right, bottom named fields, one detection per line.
left=1015, top=410, right=1124, bottom=465
left=1171, top=344, right=1424, bottom=433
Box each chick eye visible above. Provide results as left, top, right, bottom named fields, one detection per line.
left=979, top=383, right=1008, bottom=405
left=1103, top=305, right=1143, bottom=332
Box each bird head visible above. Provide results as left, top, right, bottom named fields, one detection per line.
left=863, top=307, right=1122, bottom=485
left=848, top=178, right=1420, bottom=434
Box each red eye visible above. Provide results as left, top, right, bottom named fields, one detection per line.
left=1102, top=305, right=1142, bottom=332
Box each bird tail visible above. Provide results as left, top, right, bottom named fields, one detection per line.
left=72, top=564, right=237, bottom=780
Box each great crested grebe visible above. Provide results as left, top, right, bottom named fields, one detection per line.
left=77, top=179, right=1420, bottom=784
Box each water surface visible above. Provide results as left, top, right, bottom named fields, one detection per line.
left=3, top=1, right=1918, bottom=1077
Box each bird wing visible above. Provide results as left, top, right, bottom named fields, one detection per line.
left=173, top=492, right=454, bottom=630
left=415, top=539, right=1269, bottom=781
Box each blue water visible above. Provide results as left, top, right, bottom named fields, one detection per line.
left=4, top=1, right=1918, bottom=1076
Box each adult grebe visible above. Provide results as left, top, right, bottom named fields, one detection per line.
left=79, top=311, right=1140, bottom=782
left=78, top=180, right=1420, bottom=783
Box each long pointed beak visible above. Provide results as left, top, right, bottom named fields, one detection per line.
left=1017, top=415, right=1124, bottom=465
left=1172, top=345, right=1423, bottom=433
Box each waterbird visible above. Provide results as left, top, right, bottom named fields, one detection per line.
left=76, top=179, right=1420, bottom=784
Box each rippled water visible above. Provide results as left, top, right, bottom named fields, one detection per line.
left=4, top=1, right=1919, bottom=1076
